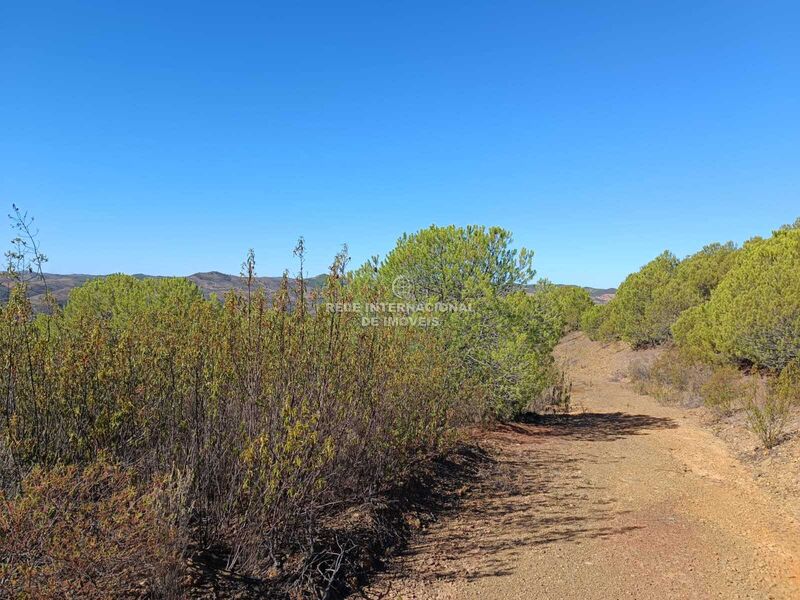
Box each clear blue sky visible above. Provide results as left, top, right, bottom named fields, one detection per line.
left=1, top=1, right=798, bottom=287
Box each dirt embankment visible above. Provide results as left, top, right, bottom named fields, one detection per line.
left=354, top=332, right=800, bottom=599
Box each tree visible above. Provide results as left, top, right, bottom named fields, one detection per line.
left=673, top=227, right=800, bottom=369
left=534, top=281, right=594, bottom=334
left=63, top=274, right=207, bottom=330
left=378, top=225, right=534, bottom=302
left=368, top=225, right=557, bottom=420
left=607, top=251, right=678, bottom=347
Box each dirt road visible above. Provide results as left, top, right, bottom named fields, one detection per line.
left=357, top=333, right=800, bottom=599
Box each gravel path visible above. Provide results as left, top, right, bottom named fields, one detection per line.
left=355, top=333, right=800, bottom=599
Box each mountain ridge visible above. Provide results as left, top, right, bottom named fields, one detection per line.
left=0, top=272, right=615, bottom=308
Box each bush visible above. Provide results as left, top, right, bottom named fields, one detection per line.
left=627, top=347, right=711, bottom=406
left=776, top=357, right=800, bottom=406
left=591, top=243, right=737, bottom=348
left=0, top=460, right=185, bottom=599
left=609, top=251, right=679, bottom=347
left=368, top=224, right=562, bottom=420
left=744, top=379, right=793, bottom=449
left=534, top=282, right=594, bottom=334
left=674, top=226, right=800, bottom=369
left=1, top=223, right=564, bottom=594
left=700, top=365, right=744, bottom=414
left=581, top=303, right=616, bottom=341
left=0, top=258, right=457, bottom=590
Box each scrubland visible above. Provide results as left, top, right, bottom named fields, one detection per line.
left=0, top=218, right=584, bottom=598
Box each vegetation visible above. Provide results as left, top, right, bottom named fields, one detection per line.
left=627, top=347, right=711, bottom=407
left=0, top=218, right=568, bottom=597
left=743, top=378, right=794, bottom=449
left=359, top=225, right=565, bottom=421
left=534, top=282, right=594, bottom=334
left=600, top=218, right=800, bottom=449
left=585, top=243, right=738, bottom=348
left=674, top=226, right=800, bottom=370
left=699, top=365, right=744, bottom=415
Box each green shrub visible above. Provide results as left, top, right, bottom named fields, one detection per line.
left=535, top=282, right=594, bottom=334
left=674, top=227, right=800, bottom=369
left=376, top=224, right=534, bottom=302
left=609, top=251, right=678, bottom=347
left=581, top=303, right=617, bottom=341
left=369, top=224, right=561, bottom=420
left=595, top=243, right=737, bottom=349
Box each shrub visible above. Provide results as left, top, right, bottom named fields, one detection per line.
left=536, top=367, right=572, bottom=413
left=674, top=226, right=800, bottom=369
left=367, top=224, right=561, bottom=420
left=700, top=365, right=744, bottom=414
left=627, top=347, right=711, bottom=406
left=534, top=282, right=594, bottom=334
left=776, top=357, right=800, bottom=406
left=376, top=224, right=534, bottom=302
left=1, top=221, right=564, bottom=594
left=581, top=303, right=616, bottom=341
left=594, top=243, right=737, bottom=348
left=0, top=256, right=458, bottom=589
left=0, top=460, right=186, bottom=599
left=744, top=379, right=793, bottom=449
left=601, top=251, right=678, bottom=347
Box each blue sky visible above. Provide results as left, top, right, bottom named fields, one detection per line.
left=1, top=1, right=798, bottom=287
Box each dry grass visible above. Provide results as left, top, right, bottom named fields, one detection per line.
left=627, top=345, right=712, bottom=408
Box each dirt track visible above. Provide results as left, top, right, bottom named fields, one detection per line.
left=356, top=333, right=800, bottom=599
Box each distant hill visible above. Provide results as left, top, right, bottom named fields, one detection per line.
left=524, top=283, right=616, bottom=305
left=0, top=272, right=328, bottom=309
left=582, top=287, right=616, bottom=304
left=0, top=273, right=615, bottom=309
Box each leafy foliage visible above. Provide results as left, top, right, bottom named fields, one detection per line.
left=673, top=227, right=800, bottom=369
left=534, top=282, right=594, bottom=334
left=366, top=225, right=562, bottom=420
left=377, top=224, right=534, bottom=302
left=603, top=251, right=679, bottom=347
left=584, top=243, right=738, bottom=348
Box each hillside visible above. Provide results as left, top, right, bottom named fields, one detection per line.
left=0, top=271, right=328, bottom=308
left=1, top=273, right=614, bottom=308
left=524, top=283, right=617, bottom=304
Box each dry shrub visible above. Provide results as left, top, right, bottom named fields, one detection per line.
left=743, top=378, right=793, bottom=449
left=628, top=346, right=711, bottom=407
left=776, top=357, right=800, bottom=406
left=0, top=259, right=458, bottom=595
left=0, top=232, right=564, bottom=596
left=743, top=358, right=800, bottom=449
left=0, top=460, right=186, bottom=599
left=534, top=367, right=572, bottom=414
left=700, top=365, right=745, bottom=415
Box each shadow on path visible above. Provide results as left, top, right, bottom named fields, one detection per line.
left=505, top=411, right=678, bottom=442
left=359, top=411, right=678, bottom=597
